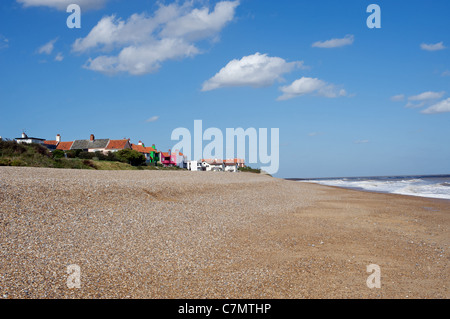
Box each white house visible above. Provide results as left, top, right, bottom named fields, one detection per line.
left=187, top=160, right=199, bottom=171
left=15, top=132, right=45, bottom=145
left=201, top=159, right=224, bottom=171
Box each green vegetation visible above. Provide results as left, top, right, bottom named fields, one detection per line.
left=0, top=140, right=96, bottom=169
left=0, top=140, right=184, bottom=171
left=114, top=149, right=146, bottom=166
left=238, top=166, right=261, bottom=174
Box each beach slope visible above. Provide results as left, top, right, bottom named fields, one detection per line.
left=0, top=167, right=448, bottom=298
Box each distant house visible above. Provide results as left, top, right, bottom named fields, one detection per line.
left=106, top=139, right=131, bottom=152
left=160, top=149, right=180, bottom=167
left=187, top=158, right=244, bottom=172
left=201, top=159, right=224, bottom=171
left=70, top=134, right=109, bottom=153
left=43, top=134, right=62, bottom=150
left=56, top=141, right=74, bottom=151
left=15, top=132, right=45, bottom=145
left=223, top=159, right=240, bottom=172
left=131, top=141, right=158, bottom=164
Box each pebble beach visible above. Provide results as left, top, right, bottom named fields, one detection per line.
left=0, top=167, right=448, bottom=299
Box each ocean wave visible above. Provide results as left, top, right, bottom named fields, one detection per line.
left=303, top=177, right=450, bottom=200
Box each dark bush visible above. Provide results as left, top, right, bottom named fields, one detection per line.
left=0, top=140, right=27, bottom=156
left=66, top=150, right=77, bottom=158
left=115, top=149, right=146, bottom=166
left=105, top=152, right=118, bottom=161
left=52, top=149, right=65, bottom=159
left=82, top=160, right=97, bottom=169
left=78, top=151, right=95, bottom=159
left=29, top=143, right=50, bottom=156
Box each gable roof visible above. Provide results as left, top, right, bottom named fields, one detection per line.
left=106, top=139, right=130, bottom=150
left=71, top=139, right=110, bottom=150
left=56, top=141, right=73, bottom=151
left=44, top=140, right=58, bottom=146
left=131, top=144, right=156, bottom=154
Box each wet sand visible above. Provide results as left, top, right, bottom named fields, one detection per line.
left=0, top=167, right=448, bottom=298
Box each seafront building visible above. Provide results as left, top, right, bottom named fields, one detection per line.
left=12, top=131, right=245, bottom=170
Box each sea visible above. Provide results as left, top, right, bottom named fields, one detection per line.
left=289, top=175, right=450, bottom=200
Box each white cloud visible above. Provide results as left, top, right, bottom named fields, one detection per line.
left=37, top=38, right=57, bottom=55
left=442, top=70, right=450, bottom=77
left=146, top=116, right=159, bottom=123
left=354, top=140, right=369, bottom=144
left=405, top=101, right=426, bottom=109
left=17, top=0, right=107, bottom=11
left=390, top=94, right=405, bottom=102
left=421, top=98, right=450, bottom=114
left=420, top=41, right=446, bottom=51
left=54, top=52, right=64, bottom=61
left=277, top=77, right=347, bottom=101
left=201, top=53, right=303, bottom=91
left=312, top=34, right=354, bottom=48
left=73, top=1, right=240, bottom=75
left=408, top=91, right=445, bottom=101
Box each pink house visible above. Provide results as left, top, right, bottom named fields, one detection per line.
left=160, top=150, right=177, bottom=167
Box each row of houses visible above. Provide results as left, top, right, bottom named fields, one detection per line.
left=16, top=132, right=179, bottom=166
left=13, top=132, right=246, bottom=172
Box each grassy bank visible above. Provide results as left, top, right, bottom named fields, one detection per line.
left=0, top=140, right=183, bottom=171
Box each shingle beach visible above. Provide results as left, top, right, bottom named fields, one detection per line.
left=0, top=167, right=448, bottom=298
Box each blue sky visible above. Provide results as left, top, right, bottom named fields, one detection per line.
left=0, top=0, right=449, bottom=178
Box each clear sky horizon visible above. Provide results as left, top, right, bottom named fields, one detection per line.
left=1, top=0, right=449, bottom=178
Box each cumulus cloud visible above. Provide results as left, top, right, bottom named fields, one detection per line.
left=390, top=94, right=405, bottom=102
left=277, top=77, right=347, bottom=101
left=312, top=34, right=354, bottom=48
left=17, top=0, right=107, bottom=11
left=201, top=53, right=303, bottom=91
left=408, top=91, right=445, bottom=101
left=146, top=116, right=160, bottom=123
left=421, top=98, right=450, bottom=114
left=73, top=1, right=240, bottom=75
left=37, top=38, right=58, bottom=55
left=420, top=41, right=446, bottom=51
left=54, top=52, right=64, bottom=61
left=402, top=91, right=448, bottom=111
left=354, top=140, right=370, bottom=144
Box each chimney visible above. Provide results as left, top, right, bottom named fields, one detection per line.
left=22, top=132, right=27, bottom=138
left=90, top=134, right=95, bottom=141
left=56, top=134, right=61, bottom=143
left=138, top=141, right=143, bottom=146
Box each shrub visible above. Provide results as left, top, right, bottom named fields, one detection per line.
left=0, top=140, right=27, bottom=156
left=105, top=152, right=118, bottom=162
left=115, top=149, right=146, bottom=166
left=238, top=166, right=261, bottom=174
left=11, top=159, right=26, bottom=166
left=29, top=143, right=50, bottom=156
left=78, top=151, right=95, bottom=159
left=52, top=149, right=65, bottom=159
left=66, top=150, right=78, bottom=158
left=82, top=160, right=97, bottom=169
